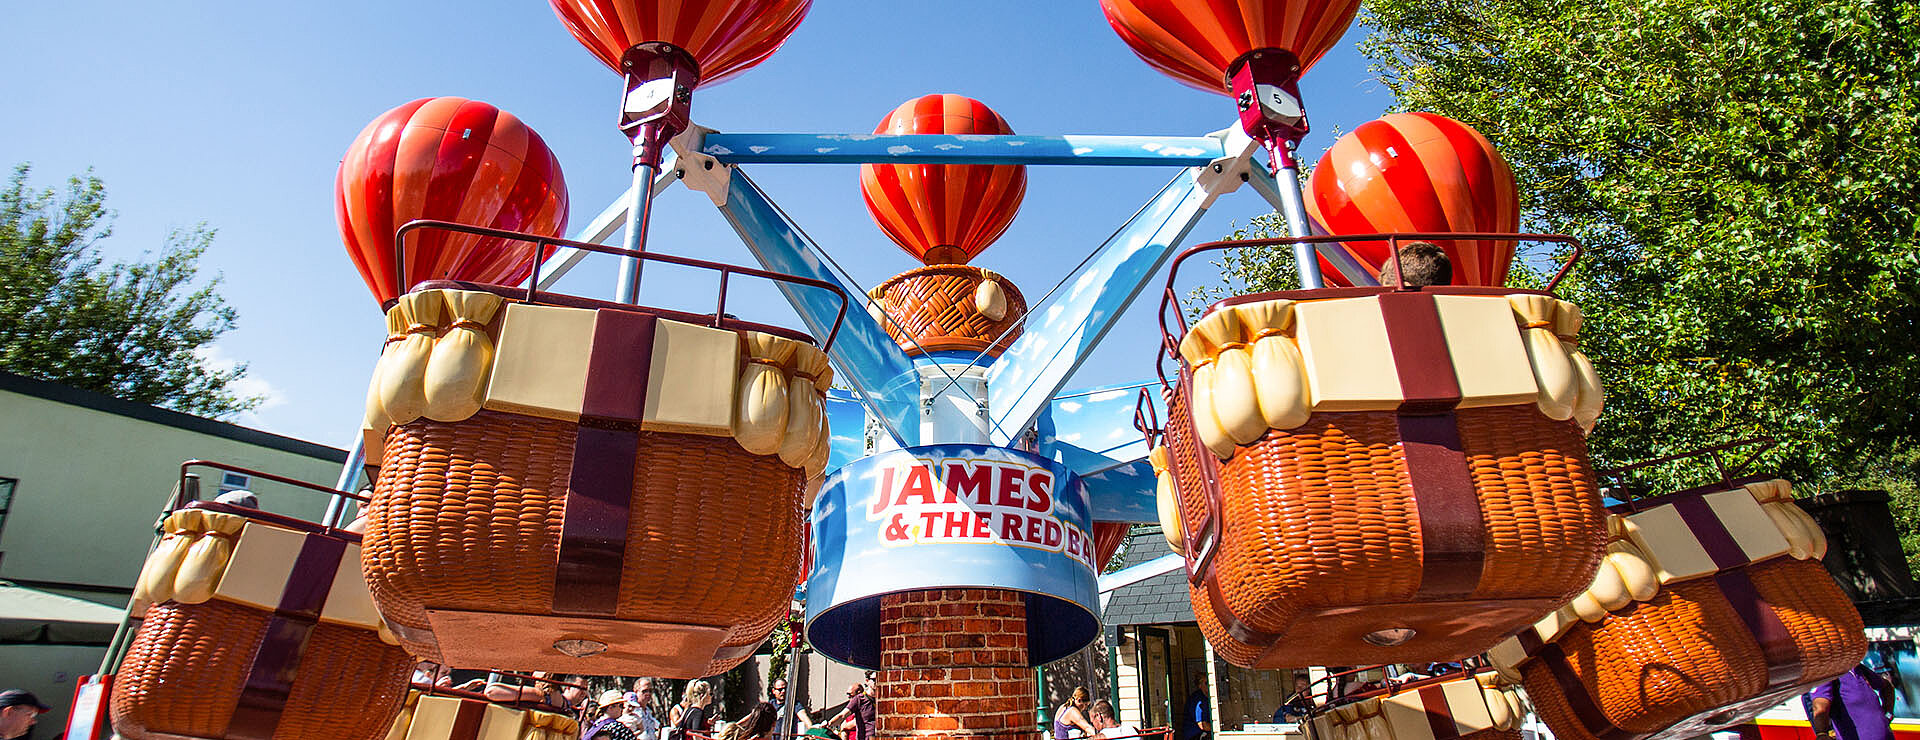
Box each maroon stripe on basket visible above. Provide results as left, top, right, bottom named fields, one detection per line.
left=227, top=616, right=318, bottom=740
left=1399, top=413, right=1485, bottom=599
left=1715, top=570, right=1803, bottom=689
left=553, top=425, right=640, bottom=616
left=450, top=697, right=488, bottom=740
left=582, top=310, right=657, bottom=423
left=1418, top=685, right=1459, bottom=740
left=276, top=533, right=347, bottom=618
left=1516, top=627, right=1546, bottom=656
left=226, top=533, right=349, bottom=740
left=553, top=309, right=658, bottom=615
left=1377, top=292, right=1486, bottom=600
left=1189, top=424, right=1227, bottom=585
left=1377, top=292, right=1463, bottom=412
left=1535, top=643, right=1643, bottom=740
left=1671, top=496, right=1751, bottom=571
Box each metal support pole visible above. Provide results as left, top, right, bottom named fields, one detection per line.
left=778, top=616, right=803, bottom=739
left=97, top=474, right=200, bottom=673
left=321, top=437, right=367, bottom=528
left=1270, top=142, right=1325, bottom=290
left=613, top=153, right=661, bottom=305
left=1035, top=663, right=1051, bottom=731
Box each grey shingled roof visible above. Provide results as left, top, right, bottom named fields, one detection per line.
left=1102, top=527, right=1196, bottom=626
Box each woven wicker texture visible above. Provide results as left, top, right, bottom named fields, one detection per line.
left=111, top=600, right=411, bottom=740
left=1520, top=557, right=1866, bottom=740
left=1166, top=383, right=1607, bottom=666
left=363, top=410, right=804, bottom=661
left=874, top=265, right=1025, bottom=355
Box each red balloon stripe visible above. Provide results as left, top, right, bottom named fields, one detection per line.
left=548, top=0, right=810, bottom=87
left=413, top=101, right=502, bottom=289
left=336, top=98, right=569, bottom=306
left=859, top=94, right=1025, bottom=265
left=339, top=99, right=427, bottom=302
left=449, top=125, right=566, bottom=287
left=1351, top=118, right=1449, bottom=264
left=1427, top=113, right=1517, bottom=285
left=1306, top=113, right=1519, bottom=287
left=1100, top=0, right=1362, bottom=94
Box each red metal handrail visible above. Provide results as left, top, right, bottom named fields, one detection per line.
left=1152, top=232, right=1585, bottom=395
left=1597, top=437, right=1779, bottom=512
left=176, top=460, right=368, bottom=507
left=392, top=219, right=848, bottom=351
left=1301, top=661, right=1491, bottom=709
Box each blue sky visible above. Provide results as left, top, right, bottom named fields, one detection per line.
left=1, top=1, right=1394, bottom=446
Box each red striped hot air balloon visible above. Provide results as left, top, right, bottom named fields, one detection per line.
left=1305, top=112, right=1520, bottom=287
left=1098, top=0, right=1361, bottom=95
left=335, top=97, right=569, bottom=307
left=860, top=94, right=1026, bottom=265
left=547, top=0, right=811, bottom=87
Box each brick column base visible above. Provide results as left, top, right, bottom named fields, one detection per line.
left=877, top=589, right=1036, bottom=740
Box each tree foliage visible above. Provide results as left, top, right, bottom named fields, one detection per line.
left=0, top=164, right=258, bottom=417
left=1355, top=0, right=1920, bottom=487
left=1195, top=1, right=1919, bottom=491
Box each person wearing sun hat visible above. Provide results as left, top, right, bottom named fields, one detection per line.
left=0, top=690, right=50, bottom=740
left=584, top=690, right=637, bottom=740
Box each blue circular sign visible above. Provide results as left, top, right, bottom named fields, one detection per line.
left=805, top=444, right=1101, bottom=669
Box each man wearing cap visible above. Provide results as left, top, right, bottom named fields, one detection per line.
left=0, top=690, right=50, bottom=740
left=584, top=691, right=638, bottom=740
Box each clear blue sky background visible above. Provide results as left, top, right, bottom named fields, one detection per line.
left=1, top=1, right=1395, bottom=446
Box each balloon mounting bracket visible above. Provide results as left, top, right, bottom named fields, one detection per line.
left=1227, top=48, right=1310, bottom=167
left=620, top=42, right=701, bottom=169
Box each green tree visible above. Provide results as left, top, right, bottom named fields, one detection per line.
left=1353, top=0, right=1920, bottom=488
left=0, top=164, right=259, bottom=417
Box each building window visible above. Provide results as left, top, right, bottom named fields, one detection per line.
left=0, top=477, right=14, bottom=541
left=218, top=472, right=250, bottom=496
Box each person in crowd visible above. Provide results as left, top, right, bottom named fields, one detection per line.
left=482, top=672, right=570, bottom=711
left=674, top=681, right=715, bottom=740
left=0, top=690, right=50, bottom=740
left=410, top=660, right=453, bottom=687
left=1090, top=700, right=1140, bottom=739
left=213, top=489, right=258, bottom=508
left=769, top=678, right=812, bottom=736
left=1054, top=687, right=1098, bottom=739
left=622, top=678, right=661, bottom=740
left=824, top=679, right=875, bottom=740
left=1272, top=676, right=1315, bottom=724
left=561, top=677, right=590, bottom=714
left=1377, top=241, right=1452, bottom=288
left=1180, top=673, right=1211, bottom=740
left=718, top=702, right=778, bottom=740
left=584, top=692, right=638, bottom=740
left=1806, top=662, right=1898, bottom=740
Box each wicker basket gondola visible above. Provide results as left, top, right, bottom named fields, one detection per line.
left=111, top=463, right=411, bottom=740
left=1487, top=444, right=1867, bottom=740
left=1144, top=234, right=1609, bottom=668
left=869, top=263, right=1024, bottom=356
left=1304, top=670, right=1528, bottom=740
left=358, top=222, right=843, bottom=677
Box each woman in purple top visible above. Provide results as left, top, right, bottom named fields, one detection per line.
left=1805, top=664, right=1897, bottom=740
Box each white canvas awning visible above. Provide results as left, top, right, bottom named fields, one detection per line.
left=0, top=581, right=124, bottom=645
